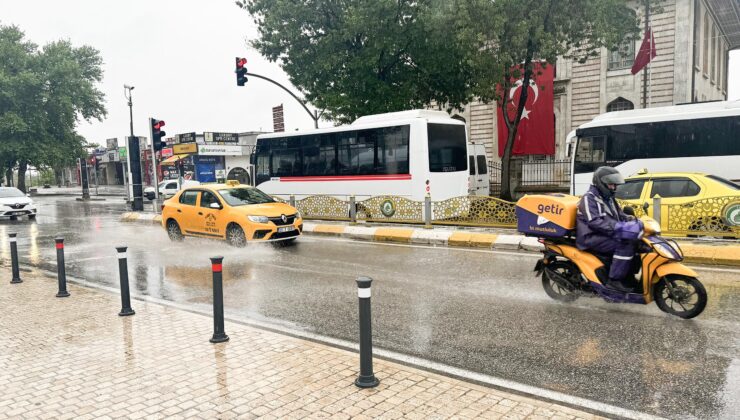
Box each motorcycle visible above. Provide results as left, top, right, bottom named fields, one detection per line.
left=516, top=195, right=707, bottom=319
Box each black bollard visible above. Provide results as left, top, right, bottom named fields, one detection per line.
left=9, top=233, right=22, bottom=284
left=116, top=246, right=135, bottom=316
left=209, top=256, right=229, bottom=343
left=355, top=276, right=379, bottom=388
left=55, top=237, right=70, bottom=297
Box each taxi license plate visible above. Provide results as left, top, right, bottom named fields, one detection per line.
left=277, top=226, right=295, bottom=233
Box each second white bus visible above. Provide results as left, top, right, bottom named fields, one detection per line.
left=568, top=100, right=740, bottom=195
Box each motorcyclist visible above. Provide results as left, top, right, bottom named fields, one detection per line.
left=576, top=166, right=643, bottom=293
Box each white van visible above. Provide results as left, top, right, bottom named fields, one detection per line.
left=468, top=143, right=490, bottom=196
left=144, top=180, right=200, bottom=200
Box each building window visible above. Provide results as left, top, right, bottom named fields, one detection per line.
left=606, top=97, right=634, bottom=112
left=693, top=6, right=700, bottom=69
left=608, top=39, right=635, bottom=70
left=703, top=13, right=709, bottom=76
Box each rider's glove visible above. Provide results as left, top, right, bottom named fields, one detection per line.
left=614, top=220, right=643, bottom=240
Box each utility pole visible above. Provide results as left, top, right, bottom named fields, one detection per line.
left=124, top=85, right=143, bottom=211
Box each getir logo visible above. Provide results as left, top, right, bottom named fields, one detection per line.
left=537, top=203, right=564, bottom=215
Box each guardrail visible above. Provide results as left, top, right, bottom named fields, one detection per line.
left=280, top=194, right=740, bottom=238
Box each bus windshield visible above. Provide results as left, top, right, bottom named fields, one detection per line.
left=428, top=123, right=467, bottom=172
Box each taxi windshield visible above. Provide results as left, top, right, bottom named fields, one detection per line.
left=218, top=187, right=275, bottom=206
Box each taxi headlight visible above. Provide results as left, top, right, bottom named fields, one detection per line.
left=248, top=215, right=269, bottom=223
left=295, top=210, right=302, bottom=219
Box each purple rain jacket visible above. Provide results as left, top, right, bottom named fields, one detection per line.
left=576, top=185, right=636, bottom=250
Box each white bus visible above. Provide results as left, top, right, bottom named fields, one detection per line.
left=568, top=100, right=740, bottom=195
left=252, top=110, right=470, bottom=201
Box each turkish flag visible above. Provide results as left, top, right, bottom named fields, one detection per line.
left=631, top=28, right=657, bottom=75
left=497, top=63, right=555, bottom=157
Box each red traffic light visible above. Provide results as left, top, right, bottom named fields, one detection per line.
left=154, top=120, right=165, bottom=130
left=236, top=58, right=247, bottom=68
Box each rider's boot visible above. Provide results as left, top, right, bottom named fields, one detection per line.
left=607, top=278, right=635, bottom=293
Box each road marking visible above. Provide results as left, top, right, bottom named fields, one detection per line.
left=306, top=235, right=540, bottom=258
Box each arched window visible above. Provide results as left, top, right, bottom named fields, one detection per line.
left=606, top=97, right=634, bottom=112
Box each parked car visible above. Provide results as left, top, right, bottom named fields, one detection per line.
left=161, top=180, right=302, bottom=246
left=144, top=180, right=199, bottom=200
left=0, top=187, right=38, bottom=219
left=616, top=170, right=740, bottom=236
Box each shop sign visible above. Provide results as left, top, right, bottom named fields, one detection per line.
left=176, top=132, right=196, bottom=144
left=204, top=132, right=239, bottom=144
left=173, top=143, right=198, bottom=154
left=161, top=147, right=174, bottom=158
left=198, top=144, right=244, bottom=156
left=118, top=147, right=127, bottom=159
left=106, top=138, right=118, bottom=150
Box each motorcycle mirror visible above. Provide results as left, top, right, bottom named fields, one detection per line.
left=623, top=206, right=636, bottom=216
left=642, top=202, right=650, bottom=211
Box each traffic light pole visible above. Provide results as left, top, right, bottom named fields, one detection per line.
left=244, top=72, right=321, bottom=129
left=148, top=118, right=160, bottom=201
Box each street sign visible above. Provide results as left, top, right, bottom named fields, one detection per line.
left=176, top=132, right=196, bottom=144
left=272, top=104, right=285, bottom=132
left=106, top=138, right=118, bottom=150
left=204, top=132, right=239, bottom=144
left=118, top=147, right=127, bottom=159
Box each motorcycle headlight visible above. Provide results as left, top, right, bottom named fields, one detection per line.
left=248, top=215, right=269, bottom=223
left=653, top=242, right=679, bottom=260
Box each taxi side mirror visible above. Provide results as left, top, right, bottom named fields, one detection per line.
left=209, top=202, right=222, bottom=210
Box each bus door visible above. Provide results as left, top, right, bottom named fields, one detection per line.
left=468, top=144, right=490, bottom=196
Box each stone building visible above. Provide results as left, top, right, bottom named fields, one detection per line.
left=457, top=0, right=740, bottom=166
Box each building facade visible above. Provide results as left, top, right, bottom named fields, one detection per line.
left=460, top=0, right=739, bottom=165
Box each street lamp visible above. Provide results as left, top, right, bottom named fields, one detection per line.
left=123, top=84, right=143, bottom=210
left=124, top=85, right=135, bottom=138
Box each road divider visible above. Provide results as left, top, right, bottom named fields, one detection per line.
left=120, top=213, right=740, bottom=266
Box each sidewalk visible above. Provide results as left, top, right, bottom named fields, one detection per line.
left=31, top=185, right=126, bottom=197
left=0, top=269, right=603, bottom=419
left=121, top=212, right=740, bottom=267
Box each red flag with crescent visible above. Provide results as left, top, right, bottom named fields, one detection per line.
left=497, top=63, right=555, bottom=157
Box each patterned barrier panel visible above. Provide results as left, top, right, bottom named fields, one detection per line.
left=666, top=196, right=740, bottom=239
left=358, top=196, right=424, bottom=223
left=432, top=195, right=517, bottom=227
left=294, top=195, right=350, bottom=221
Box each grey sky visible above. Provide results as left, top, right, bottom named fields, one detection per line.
left=3, top=0, right=740, bottom=149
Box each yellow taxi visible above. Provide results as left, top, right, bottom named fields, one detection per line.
left=615, top=170, right=740, bottom=236
left=161, top=181, right=303, bottom=246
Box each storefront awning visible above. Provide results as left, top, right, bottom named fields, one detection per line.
left=160, top=154, right=190, bottom=165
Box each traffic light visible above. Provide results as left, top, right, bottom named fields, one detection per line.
left=150, top=118, right=166, bottom=151
left=235, top=57, right=247, bottom=86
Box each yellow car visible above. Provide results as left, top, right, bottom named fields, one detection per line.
left=161, top=181, right=303, bottom=246
left=616, top=170, right=740, bottom=236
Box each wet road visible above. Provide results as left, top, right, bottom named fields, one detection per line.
left=2, top=196, right=739, bottom=419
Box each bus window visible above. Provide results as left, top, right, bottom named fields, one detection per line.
left=469, top=156, right=475, bottom=175
left=375, top=126, right=409, bottom=175
left=428, top=124, right=467, bottom=172
left=476, top=155, right=488, bottom=175
left=574, top=136, right=606, bottom=172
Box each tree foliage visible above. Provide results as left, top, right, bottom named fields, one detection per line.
left=0, top=24, right=106, bottom=191
left=238, top=0, right=492, bottom=124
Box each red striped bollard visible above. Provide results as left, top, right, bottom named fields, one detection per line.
left=209, top=256, right=229, bottom=343
left=55, top=237, right=70, bottom=297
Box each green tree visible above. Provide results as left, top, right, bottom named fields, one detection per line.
left=469, top=0, right=640, bottom=200
left=0, top=24, right=106, bottom=192
left=238, top=0, right=490, bottom=124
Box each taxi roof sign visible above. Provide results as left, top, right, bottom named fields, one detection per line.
left=225, top=180, right=240, bottom=186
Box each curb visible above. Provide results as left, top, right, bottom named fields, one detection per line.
left=121, top=211, right=162, bottom=225
left=119, top=214, right=740, bottom=266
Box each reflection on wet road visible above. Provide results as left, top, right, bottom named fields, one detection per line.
left=2, top=197, right=739, bottom=419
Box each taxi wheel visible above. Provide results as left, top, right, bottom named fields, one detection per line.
left=226, top=224, right=247, bottom=248
left=167, top=220, right=184, bottom=242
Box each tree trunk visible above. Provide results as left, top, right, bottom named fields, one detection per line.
left=54, top=168, right=63, bottom=187
left=17, top=161, right=28, bottom=193
left=5, top=167, right=14, bottom=187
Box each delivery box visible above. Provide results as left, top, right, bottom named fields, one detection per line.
left=515, top=194, right=579, bottom=238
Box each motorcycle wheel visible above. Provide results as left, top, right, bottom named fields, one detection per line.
left=542, top=261, right=579, bottom=303
left=654, top=275, right=707, bottom=319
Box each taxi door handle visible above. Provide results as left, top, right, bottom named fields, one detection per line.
left=177, top=209, right=182, bottom=213
left=198, top=212, right=203, bottom=216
